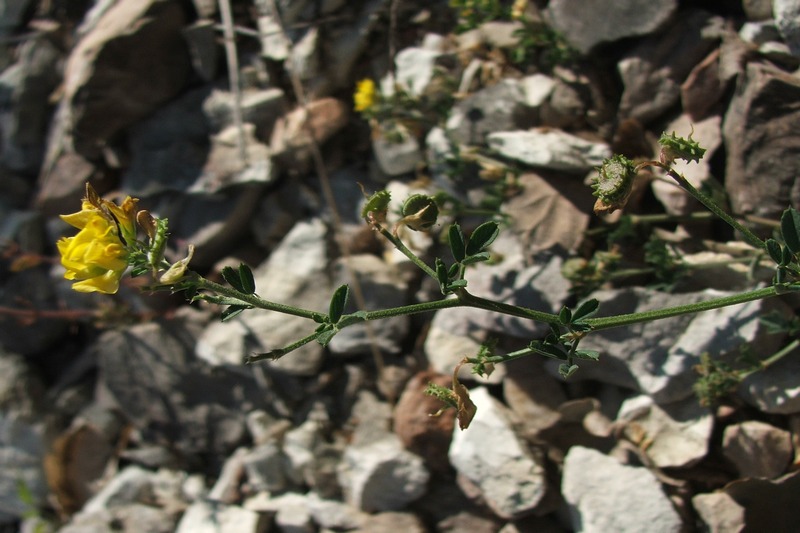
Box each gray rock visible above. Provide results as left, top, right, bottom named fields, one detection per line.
left=617, top=395, right=713, bottom=468
left=722, top=420, right=793, bottom=478
left=546, top=0, right=677, bottom=54
left=739, top=348, right=800, bottom=413
left=372, top=128, right=423, bottom=176
left=617, top=11, right=719, bottom=124
left=0, top=0, right=34, bottom=34
left=242, top=441, right=297, bottom=494
left=95, top=308, right=261, bottom=458
left=258, top=14, right=291, bottom=60
left=723, top=62, right=800, bottom=221
left=487, top=128, right=610, bottom=172
left=521, top=74, right=556, bottom=108
left=692, top=492, right=746, bottom=533
left=447, top=79, right=527, bottom=146
left=306, top=493, right=366, bottom=530
left=246, top=491, right=314, bottom=533
left=338, top=435, right=429, bottom=512
left=0, top=413, right=47, bottom=524
left=744, top=0, right=774, bottom=20
left=60, top=503, right=176, bottom=533
left=327, top=254, right=411, bottom=356
left=1, top=267, right=66, bottom=355
left=190, top=124, right=275, bottom=193
left=287, top=27, right=320, bottom=83
left=196, top=218, right=331, bottom=375
left=562, top=446, right=683, bottom=533
left=80, top=466, right=181, bottom=515
left=59, top=0, right=191, bottom=158
left=555, top=287, right=786, bottom=403
left=0, top=35, right=62, bottom=173
left=203, top=88, right=287, bottom=137
left=722, top=471, right=800, bottom=529
left=774, top=0, right=800, bottom=56
left=392, top=39, right=449, bottom=97
left=449, top=387, right=548, bottom=519
left=176, top=500, right=267, bottom=533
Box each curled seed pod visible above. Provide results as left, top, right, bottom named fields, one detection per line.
left=360, top=187, right=391, bottom=224
left=591, top=155, right=637, bottom=215
left=399, top=194, right=439, bottom=231
left=659, top=130, right=706, bottom=165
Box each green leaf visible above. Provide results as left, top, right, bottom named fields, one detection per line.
left=316, top=326, right=338, bottom=346
left=436, top=258, right=450, bottom=294
left=221, top=305, right=248, bottom=321
left=329, top=284, right=350, bottom=324
left=221, top=266, right=245, bottom=292
left=447, top=279, right=468, bottom=290
left=781, top=207, right=800, bottom=255
left=559, top=363, right=580, bottom=378
left=558, top=306, right=572, bottom=325
left=574, top=350, right=600, bottom=361
left=238, top=264, right=256, bottom=294
left=529, top=340, right=568, bottom=360
left=766, top=239, right=783, bottom=265
left=466, top=221, right=499, bottom=256
left=462, top=252, right=491, bottom=265
left=449, top=223, right=466, bottom=262
left=781, top=246, right=794, bottom=267
left=572, top=299, right=600, bottom=323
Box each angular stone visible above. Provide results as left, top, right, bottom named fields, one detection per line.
left=774, top=0, right=800, bottom=56
left=617, top=395, right=713, bottom=468
left=723, top=62, right=800, bottom=221
left=487, top=128, right=610, bottom=172
left=562, top=446, right=682, bottom=532
left=692, top=492, right=745, bottom=533
left=447, top=79, right=527, bottom=145
left=546, top=0, right=677, bottom=54
left=176, top=500, right=266, bottom=533
left=723, top=471, right=800, bottom=529
left=196, top=219, right=331, bottom=375
left=61, top=0, right=191, bottom=157
left=739, top=347, right=800, bottom=414
left=722, top=420, right=793, bottom=478
left=449, top=387, right=548, bottom=519
left=556, top=287, right=787, bottom=403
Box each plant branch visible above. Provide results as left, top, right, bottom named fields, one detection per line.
left=195, top=277, right=325, bottom=321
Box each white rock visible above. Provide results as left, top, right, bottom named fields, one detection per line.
left=338, top=435, right=429, bottom=512
left=617, top=395, right=713, bottom=468
left=176, top=501, right=265, bottom=533
left=692, top=492, right=746, bottom=533
left=449, top=387, right=547, bottom=519
left=487, top=128, right=610, bottom=172
left=521, top=73, right=556, bottom=107
left=372, top=129, right=423, bottom=177
left=739, top=349, right=800, bottom=414
left=722, top=420, right=793, bottom=478
left=562, top=446, right=682, bottom=533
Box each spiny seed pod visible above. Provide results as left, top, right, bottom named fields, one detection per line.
left=399, top=194, right=439, bottom=231
left=360, top=188, right=391, bottom=224
left=659, top=130, right=706, bottom=165
left=591, top=155, right=637, bottom=215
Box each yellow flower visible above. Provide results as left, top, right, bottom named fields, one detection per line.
left=354, top=78, right=377, bottom=112
left=511, top=0, right=528, bottom=20
left=57, top=184, right=139, bottom=294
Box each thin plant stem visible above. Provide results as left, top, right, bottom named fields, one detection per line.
left=196, top=277, right=324, bottom=321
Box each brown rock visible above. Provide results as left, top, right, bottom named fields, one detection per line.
left=722, top=420, right=792, bottom=478
left=393, top=371, right=455, bottom=473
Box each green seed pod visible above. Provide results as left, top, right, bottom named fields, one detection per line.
left=360, top=188, right=391, bottom=224
left=399, top=194, right=439, bottom=231
left=591, top=155, right=637, bottom=214
left=659, top=130, right=706, bottom=165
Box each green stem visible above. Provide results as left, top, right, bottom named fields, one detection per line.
left=376, top=225, right=439, bottom=280
left=739, top=338, right=800, bottom=379
left=196, top=277, right=325, bottom=321
left=586, top=285, right=797, bottom=331
left=456, top=288, right=561, bottom=325
left=643, top=161, right=766, bottom=250
left=245, top=332, right=319, bottom=363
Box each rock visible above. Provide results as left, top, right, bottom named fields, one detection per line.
left=60, top=0, right=191, bottom=158
left=355, top=511, right=427, bottom=533
left=176, top=500, right=267, bottom=533
left=503, top=358, right=569, bottom=438
left=521, top=74, right=556, bottom=108
left=617, top=395, right=713, bottom=469
left=0, top=413, right=47, bottom=524
left=287, top=27, right=320, bottom=83
left=246, top=491, right=314, bottom=533
left=327, top=254, right=411, bottom=356
left=651, top=114, right=722, bottom=215
left=487, top=128, right=610, bottom=172
left=0, top=35, right=62, bottom=173
left=556, top=287, right=787, bottom=403
left=692, top=492, right=746, bottom=533
left=270, top=98, right=349, bottom=170
left=372, top=127, right=423, bottom=176
left=78, top=466, right=181, bottom=515
left=182, top=20, right=218, bottom=81
left=392, top=37, right=450, bottom=96
left=739, top=347, right=800, bottom=413
left=258, top=14, right=291, bottom=60
left=447, top=79, right=527, bottom=145
left=242, top=441, right=296, bottom=494
left=191, top=123, right=275, bottom=193
left=305, top=493, right=366, bottom=530
left=1, top=267, right=67, bottom=355
left=723, top=62, right=800, bottom=222
left=562, top=446, right=683, bottom=532
left=338, top=435, right=429, bottom=512
left=393, top=371, right=456, bottom=473
left=774, top=0, right=800, bottom=56
left=60, top=503, right=176, bottom=533
left=449, top=387, right=548, bottom=519
left=617, top=10, right=719, bottom=124
left=723, top=471, right=800, bottom=530
left=721, top=420, right=792, bottom=478
left=203, top=87, right=287, bottom=137
left=94, top=308, right=261, bottom=459
left=546, top=0, right=678, bottom=54
left=196, top=219, right=331, bottom=375
left=744, top=0, right=773, bottom=20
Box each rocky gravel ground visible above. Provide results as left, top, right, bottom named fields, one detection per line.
left=1, top=0, right=800, bottom=532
